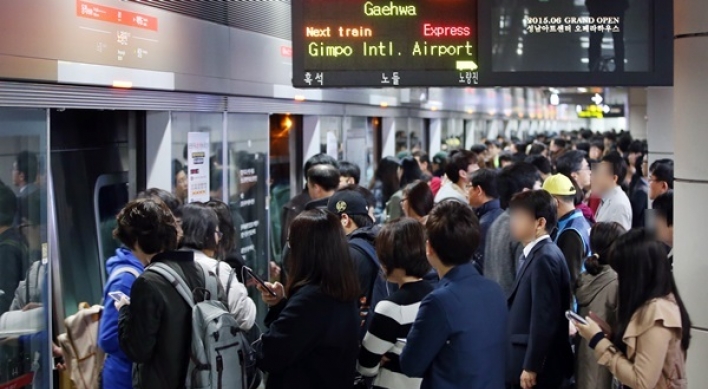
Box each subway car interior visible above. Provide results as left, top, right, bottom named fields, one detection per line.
left=0, top=0, right=686, bottom=388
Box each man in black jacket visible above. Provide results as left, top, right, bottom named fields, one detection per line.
left=506, top=190, right=573, bottom=389
left=116, top=199, right=224, bottom=389
left=327, top=188, right=383, bottom=337
left=280, top=154, right=338, bottom=247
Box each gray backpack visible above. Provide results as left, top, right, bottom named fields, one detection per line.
left=149, top=262, right=251, bottom=389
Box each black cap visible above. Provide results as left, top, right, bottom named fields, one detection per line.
left=327, top=190, right=369, bottom=216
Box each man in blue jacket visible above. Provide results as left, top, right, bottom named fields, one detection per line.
left=506, top=190, right=573, bottom=389
left=98, top=247, right=143, bottom=389
left=400, top=201, right=508, bottom=389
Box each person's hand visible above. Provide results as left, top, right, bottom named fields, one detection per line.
left=520, top=370, right=537, bottom=389
left=380, top=355, right=390, bottom=367
left=574, top=316, right=603, bottom=341
left=258, top=282, right=285, bottom=307
left=22, top=302, right=42, bottom=311
left=52, top=344, right=66, bottom=371
left=568, top=319, right=578, bottom=337
left=114, top=296, right=130, bottom=310
left=269, top=261, right=282, bottom=281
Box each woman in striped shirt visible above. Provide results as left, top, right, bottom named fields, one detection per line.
left=357, top=218, right=434, bottom=389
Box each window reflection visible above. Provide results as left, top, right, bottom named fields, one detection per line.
left=0, top=109, right=49, bottom=388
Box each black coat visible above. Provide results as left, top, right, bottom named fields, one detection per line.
left=257, top=284, right=359, bottom=389
left=118, top=251, right=222, bottom=389
left=506, top=239, right=573, bottom=388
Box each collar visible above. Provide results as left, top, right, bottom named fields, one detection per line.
left=602, top=185, right=623, bottom=202
left=151, top=250, right=194, bottom=264
left=441, top=262, right=479, bottom=282
left=476, top=199, right=501, bottom=216
left=523, top=235, right=550, bottom=258
left=559, top=208, right=582, bottom=222
left=305, top=196, right=330, bottom=210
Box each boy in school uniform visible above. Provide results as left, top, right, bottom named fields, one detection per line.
left=506, top=190, right=573, bottom=389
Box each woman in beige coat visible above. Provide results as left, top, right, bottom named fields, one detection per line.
left=575, top=222, right=625, bottom=389
left=575, top=229, right=691, bottom=389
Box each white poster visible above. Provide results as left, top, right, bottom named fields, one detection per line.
left=187, top=131, right=210, bottom=203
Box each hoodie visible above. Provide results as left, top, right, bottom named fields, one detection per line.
left=98, top=248, right=144, bottom=389
left=575, top=265, right=618, bottom=389
left=348, top=225, right=380, bottom=305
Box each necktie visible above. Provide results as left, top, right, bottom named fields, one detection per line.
left=516, top=254, right=526, bottom=277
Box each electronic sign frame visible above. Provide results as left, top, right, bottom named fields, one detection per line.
left=291, top=0, right=481, bottom=88
left=291, top=0, right=674, bottom=88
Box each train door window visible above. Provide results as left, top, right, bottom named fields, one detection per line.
left=51, top=109, right=131, bottom=321
left=319, top=116, right=343, bottom=160
left=170, top=112, right=224, bottom=203
left=0, top=109, right=48, bottom=387
left=226, top=113, right=270, bottom=325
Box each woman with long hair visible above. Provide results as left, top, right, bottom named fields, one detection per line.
left=371, top=157, right=402, bottom=219
left=256, top=209, right=360, bottom=389
left=181, top=202, right=256, bottom=330
left=575, top=228, right=691, bottom=389
left=386, top=157, right=424, bottom=221
left=574, top=222, right=625, bottom=389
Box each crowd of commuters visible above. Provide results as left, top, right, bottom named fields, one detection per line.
left=59, top=127, right=689, bottom=389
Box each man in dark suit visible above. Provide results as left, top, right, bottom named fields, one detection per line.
left=506, top=190, right=573, bottom=389
left=12, top=151, right=39, bottom=227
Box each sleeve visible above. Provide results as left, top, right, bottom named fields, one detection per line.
left=351, top=246, right=375, bottom=305
left=118, top=276, right=163, bottom=363
left=9, top=278, right=26, bottom=311
left=630, top=191, right=648, bottom=229
left=556, top=231, right=585, bottom=290
left=399, top=295, right=450, bottom=378
left=99, top=275, right=134, bottom=354
left=357, top=301, right=400, bottom=377
left=524, top=255, right=563, bottom=373
left=593, top=326, right=674, bottom=389
left=224, top=264, right=257, bottom=331
left=257, top=292, right=325, bottom=374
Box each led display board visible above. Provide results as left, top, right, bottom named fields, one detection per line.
left=291, top=0, right=480, bottom=87
left=292, top=0, right=673, bottom=87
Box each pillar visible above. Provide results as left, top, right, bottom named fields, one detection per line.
left=381, top=117, right=396, bottom=158
left=646, top=87, right=674, bottom=164
left=145, top=111, right=172, bottom=191
left=428, top=118, right=442, bottom=156
left=302, top=116, right=321, bottom=163
left=627, top=88, right=647, bottom=140
left=673, top=0, right=708, bottom=383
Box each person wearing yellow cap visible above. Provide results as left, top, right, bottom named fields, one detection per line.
left=542, top=174, right=592, bottom=288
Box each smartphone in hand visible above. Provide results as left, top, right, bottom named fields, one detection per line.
left=244, top=267, right=277, bottom=297
left=565, top=310, right=588, bottom=325
left=108, top=291, right=130, bottom=302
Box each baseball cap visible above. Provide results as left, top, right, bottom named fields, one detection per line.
left=542, top=174, right=577, bottom=196
left=432, top=152, right=448, bottom=165
left=327, top=190, right=369, bottom=216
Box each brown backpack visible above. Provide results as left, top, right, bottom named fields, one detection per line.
left=57, top=303, right=105, bottom=389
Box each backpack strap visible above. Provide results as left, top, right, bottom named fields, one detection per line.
left=148, top=263, right=196, bottom=308
left=198, top=261, right=219, bottom=302
left=225, top=267, right=237, bottom=297
left=349, top=237, right=383, bottom=303
left=107, top=266, right=140, bottom=285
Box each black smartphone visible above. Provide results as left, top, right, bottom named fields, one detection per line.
left=244, top=267, right=277, bottom=297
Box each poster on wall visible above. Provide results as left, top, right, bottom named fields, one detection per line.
left=187, top=132, right=210, bottom=203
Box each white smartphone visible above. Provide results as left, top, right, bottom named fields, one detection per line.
left=565, top=310, right=587, bottom=325
left=109, top=291, right=130, bottom=302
